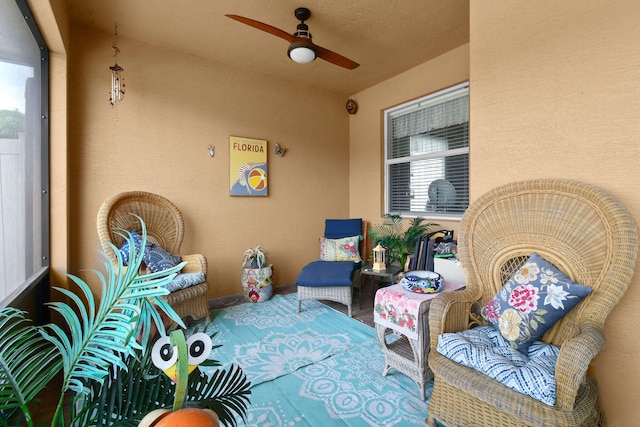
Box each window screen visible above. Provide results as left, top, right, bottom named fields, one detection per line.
left=384, top=83, right=469, bottom=218
left=0, top=0, right=49, bottom=306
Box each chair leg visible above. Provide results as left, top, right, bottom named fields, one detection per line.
left=347, top=303, right=352, bottom=317
left=297, top=299, right=301, bottom=313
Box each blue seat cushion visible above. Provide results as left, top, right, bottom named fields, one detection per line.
left=296, top=261, right=359, bottom=287
left=437, top=326, right=559, bottom=405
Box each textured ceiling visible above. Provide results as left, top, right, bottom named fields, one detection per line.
left=66, top=0, right=469, bottom=95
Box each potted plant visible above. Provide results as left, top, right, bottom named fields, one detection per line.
left=0, top=221, right=250, bottom=427
left=241, top=244, right=273, bottom=302
left=368, top=215, right=438, bottom=269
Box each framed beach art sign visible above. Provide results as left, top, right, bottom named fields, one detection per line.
left=229, top=136, right=268, bottom=196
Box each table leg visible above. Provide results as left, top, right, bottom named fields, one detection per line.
left=358, top=271, right=364, bottom=309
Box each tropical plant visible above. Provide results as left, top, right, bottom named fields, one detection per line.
left=0, top=218, right=250, bottom=427
left=242, top=245, right=269, bottom=269
left=368, top=215, right=438, bottom=268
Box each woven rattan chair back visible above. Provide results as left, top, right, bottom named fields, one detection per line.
left=458, top=179, right=638, bottom=347
left=97, top=191, right=210, bottom=320
left=426, top=179, right=638, bottom=427
left=97, top=191, right=185, bottom=264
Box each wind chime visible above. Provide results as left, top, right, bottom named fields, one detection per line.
left=109, top=24, right=125, bottom=109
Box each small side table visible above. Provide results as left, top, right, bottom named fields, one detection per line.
left=374, top=281, right=465, bottom=400
left=358, top=264, right=402, bottom=308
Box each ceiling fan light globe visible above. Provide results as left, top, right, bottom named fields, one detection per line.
left=288, top=44, right=316, bottom=64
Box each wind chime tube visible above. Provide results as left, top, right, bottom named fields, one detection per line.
left=109, top=64, right=124, bottom=105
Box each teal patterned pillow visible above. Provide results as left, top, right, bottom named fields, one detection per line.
left=319, top=236, right=362, bottom=262
left=481, top=252, right=592, bottom=354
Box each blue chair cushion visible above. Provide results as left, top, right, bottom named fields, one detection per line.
left=437, top=326, right=559, bottom=405
left=325, top=218, right=362, bottom=239
left=296, top=261, right=359, bottom=287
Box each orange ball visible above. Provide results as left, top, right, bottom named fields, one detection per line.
left=153, top=408, right=220, bottom=427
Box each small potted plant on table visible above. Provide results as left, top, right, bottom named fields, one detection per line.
left=241, top=244, right=273, bottom=302
left=368, top=215, right=438, bottom=270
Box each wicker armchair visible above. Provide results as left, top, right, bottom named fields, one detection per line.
left=97, top=191, right=210, bottom=320
left=426, top=179, right=637, bottom=427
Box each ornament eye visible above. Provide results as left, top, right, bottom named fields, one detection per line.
left=186, top=332, right=212, bottom=365
left=151, top=336, right=178, bottom=370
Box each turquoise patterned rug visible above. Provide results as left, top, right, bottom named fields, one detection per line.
left=195, top=293, right=434, bottom=426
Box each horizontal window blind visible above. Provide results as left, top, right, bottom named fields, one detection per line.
left=385, top=83, right=469, bottom=218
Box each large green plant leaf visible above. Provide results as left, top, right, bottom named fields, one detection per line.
left=33, top=219, right=185, bottom=427
left=40, top=224, right=185, bottom=400
left=368, top=215, right=438, bottom=267
left=68, top=338, right=251, bottom=427
left=0, top=308, right=62, bottom=424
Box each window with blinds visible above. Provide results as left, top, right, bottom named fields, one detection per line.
left=384, top=83, right=469, bottom=219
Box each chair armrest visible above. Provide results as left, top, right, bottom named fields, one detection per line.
left=428, top=288, right=481, bottom=352
left=180, top=253, right=208, bottom=274
left=554, top=322, right=605, bottom=410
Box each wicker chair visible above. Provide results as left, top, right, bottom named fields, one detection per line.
left=296, top=219, right=368, bottom=317
left=426, top=179, right=638, bottom=427
left=97, top=191, right=210, bottom=320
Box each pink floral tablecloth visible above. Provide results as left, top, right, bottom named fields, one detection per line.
left=374, top=281, right=465, bottom=340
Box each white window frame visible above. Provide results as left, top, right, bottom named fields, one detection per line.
left=384, top=82, right=469, bottom=220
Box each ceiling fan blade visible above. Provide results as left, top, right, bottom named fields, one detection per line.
left=226, top=14, right=294, bottom=43
left=314, top=44, right=360, bottom=70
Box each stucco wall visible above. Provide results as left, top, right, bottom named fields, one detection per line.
left=68, top=25, right=351, bottom=298
left=470, top=1, right=640, bottom=424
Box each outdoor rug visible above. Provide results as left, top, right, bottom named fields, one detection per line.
left=193, top=293, right=435, bottom=426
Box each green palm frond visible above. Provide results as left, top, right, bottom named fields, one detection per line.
left=1, top=217, right=249, bottom=427
left=368, top=215, right=438, bottom=266
left=69, top=341, right=251, bottom=427
left=189, top=366, right=252, bottom=427
left=41, top=221, right=186, bottom=426
left=0, top=308, right=62, bottom=422
left=41, top=255, right=184, bottom=396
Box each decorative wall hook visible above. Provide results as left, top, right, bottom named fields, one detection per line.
left=208, top=145, right=215, bottom=157
left=273, top=143, right=287, bottom=157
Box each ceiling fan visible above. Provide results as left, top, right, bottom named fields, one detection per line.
left=226, top=7, right=360, bottom=70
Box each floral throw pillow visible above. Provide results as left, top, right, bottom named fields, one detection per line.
left=319, top=236, right=362, bottom=262
left=481, top=252, right=592, bottom=354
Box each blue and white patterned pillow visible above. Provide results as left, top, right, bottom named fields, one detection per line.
left=437, top=326, right=560, bottom=405
left=165, top=272, right=205, bottom=292
left=118, top=230, right=181, bottom=272
left=482, top=252, right=592, bottom=354
left=118, top=229, right=143, bottom=266
left=144, top=242, right=182, bottom=273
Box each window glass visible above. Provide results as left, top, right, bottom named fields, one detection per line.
left=385, top=83, right=469, bottom=218
left=0, top=0, right=49, bottom=305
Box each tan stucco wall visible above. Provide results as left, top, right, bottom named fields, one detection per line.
left=470, top=1, right=640, bottom=424
left=67, top=25, right=351, bottom=298
left=349, top=44, right=470, bottom=236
